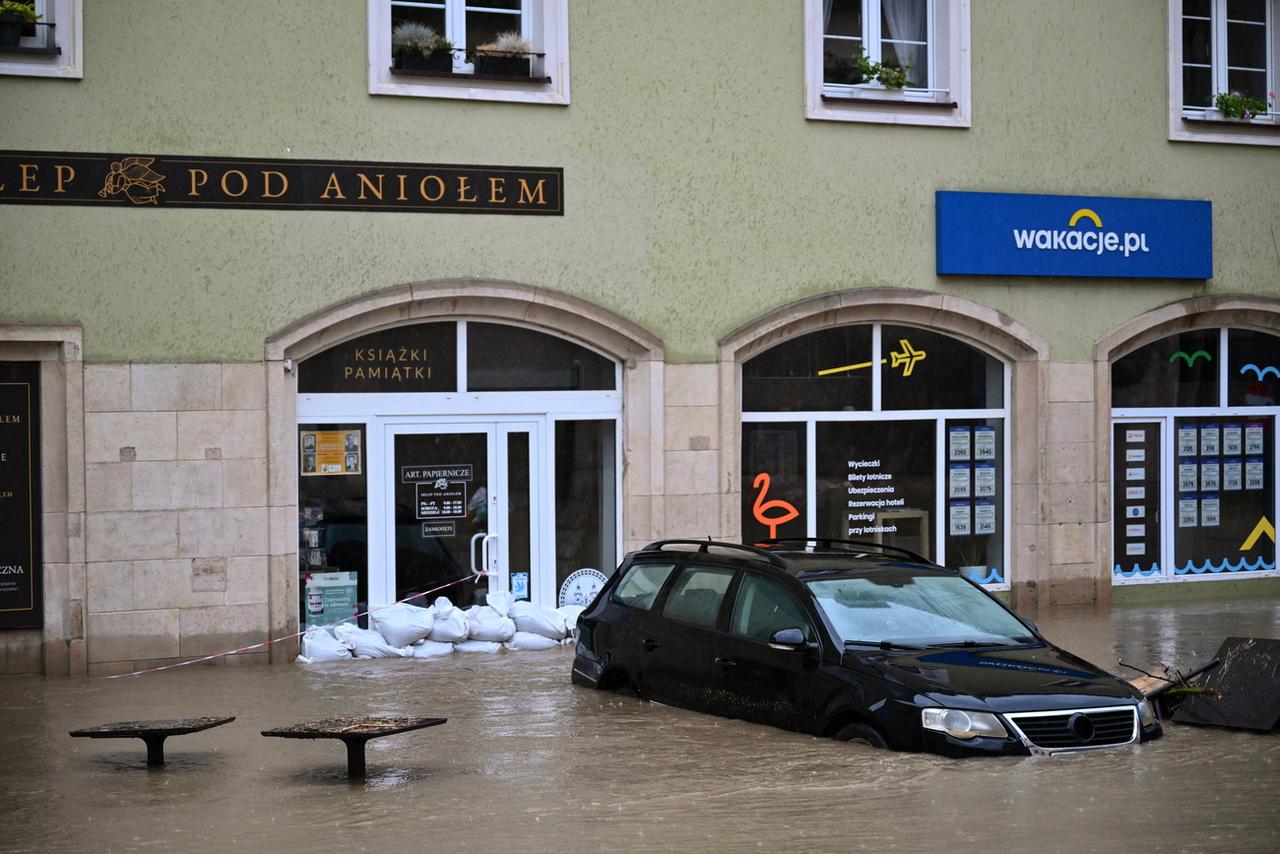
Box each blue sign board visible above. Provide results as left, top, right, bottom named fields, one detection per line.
left=936, top=191, right=1212, bottom=280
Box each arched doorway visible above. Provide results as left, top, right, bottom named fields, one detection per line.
left=264, top=282, right=663, bottom=647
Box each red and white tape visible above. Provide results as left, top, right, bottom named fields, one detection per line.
left=105, top=572, right=482, bottom=679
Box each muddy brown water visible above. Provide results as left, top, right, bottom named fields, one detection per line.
left=3, top=598, right=1280, bottom=853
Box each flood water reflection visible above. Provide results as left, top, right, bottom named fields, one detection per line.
left=3, top=597, right=1279, bottom=853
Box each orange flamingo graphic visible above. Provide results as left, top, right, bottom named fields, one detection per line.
left=752, top=472, right=799, bottom=539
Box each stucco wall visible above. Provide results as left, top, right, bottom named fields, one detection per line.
left=1, top=0, right=1276, bottom=363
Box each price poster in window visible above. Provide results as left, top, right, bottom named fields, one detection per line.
left=1200, top=460, right=1220, bottom=492
left=1126, top=467, right=1145, bottom=481
left=948, top=501, right=971, bottom=536
left=1178, top=497, right=1198, bottom=528
left=974, top=462, right=997, bottom=497
left=1126, top=448, right=1145, bottom=462
left=1200, top=424, right=1219, bottom=456
left=1223, top=424, right=1243, bottom=455
left=974, top=500, right=996, bottom=535
left=1223, top=459, right=1243, bottom=491
left=974, top=427, right=997, bottom=460
left=1126, top=524, right=1146, bottom=538
left=1200, top=495, right=1220, bottom=527
left=1126, top=486, right=1145, bottom=499
left=1178, top=426, right=1198, bottom=456
left=1245, top=459, right=1265, bottom=490
left=948, top=464, right=971, bottom=498
left=1178, top=461, right=1198, bottom=492
left=948, top=427, right=972, bottom=461
left=1246, top=423, right=1265, bottom=455
left=1126, top=542, right=1146, bottom=556
left=1126, top=429, right=1145, bottom=444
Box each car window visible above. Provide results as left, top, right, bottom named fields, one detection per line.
left=610, top=562, right=676, bottom=610
left=730, top=573, right=812, bottom=643
left=660, top=565, right=735, bottom=629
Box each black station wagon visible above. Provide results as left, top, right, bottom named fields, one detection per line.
left=571, top=539, right=1161, bottom=756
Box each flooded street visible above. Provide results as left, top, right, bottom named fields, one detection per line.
left=3, top=597, right=1279, bottom=853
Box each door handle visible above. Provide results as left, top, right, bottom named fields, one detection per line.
left=641, top=637, right=659, bottom=652
left=481, top=533, right=498, bottom=578
left=469, top=532, right=486, bottom=577
left=714, top=657, right=736, bottom=667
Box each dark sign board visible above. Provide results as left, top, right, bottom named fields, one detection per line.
left=0, top=363, right=42, bottom=629
left=298, top=324, right=457, bottom=394
left=936, top=191, right=1212, bottom=279
left=0, top=151, right=562, bottom=215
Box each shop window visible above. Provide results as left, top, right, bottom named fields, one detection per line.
left=299, top=424, right=369, bottom=632
left=1170, top=0, right=1279, bottom=146
left=368, top=0, right=570, bottom=105
left=0, top=0, right=81, bottom=79
left=806, top=0, right=971, bottom=127
left=467, top=322, right=615, bottom=391
left=743, top=323, right=1009, bottom=586
left=555, top=419, right=617, bottom=599
left=1111, top=327, right=1279, bottom=582
left=1111, top=328, right=1220, bottom=408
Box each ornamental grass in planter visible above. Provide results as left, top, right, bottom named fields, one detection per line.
left=392, top=22, right=455, bottom=72
left=473, top=31, right=533, bottom=77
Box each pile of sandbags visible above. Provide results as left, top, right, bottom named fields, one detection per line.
left=297, top=593, right=585, bottom=664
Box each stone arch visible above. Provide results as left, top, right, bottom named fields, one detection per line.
left=261, top=281, right=664, bottom=657
left=1094, top=294, right=1280, bottom=364
left=716, top=288, right=1049, bottom=608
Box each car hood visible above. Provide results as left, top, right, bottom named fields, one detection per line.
left=849, top=642, right=1140, bottom=712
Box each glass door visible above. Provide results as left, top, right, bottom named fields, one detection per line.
left=385, top=421, right=538, bottom=609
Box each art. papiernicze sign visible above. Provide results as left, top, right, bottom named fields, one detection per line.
left=0, top=363, right=42, bottom=630
left=0, top=151, right=562, bottom=215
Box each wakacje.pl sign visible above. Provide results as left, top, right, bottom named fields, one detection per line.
left=936, top=191, right=1212, bottom=279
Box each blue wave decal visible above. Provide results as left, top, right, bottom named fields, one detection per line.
left=963, top=567, right=1004, bottom=584
left=1173, top=556, right=1276, bottom=575
left=1169, top=350, right=1212, bottom=366
left=1113, top=562, right=1162, bottom=578
left=1240, top=363, right=1280, bottom=380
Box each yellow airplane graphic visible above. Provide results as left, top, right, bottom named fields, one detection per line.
left=818, top=338, right=927, bottom=378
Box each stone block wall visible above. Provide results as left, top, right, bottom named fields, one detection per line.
left=82, top=363, right=272, bottom=675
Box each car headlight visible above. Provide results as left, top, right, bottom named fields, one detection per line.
left=1137, top=698, right=1156, bottom=727
left=921, top=707, right=1009, bottom=740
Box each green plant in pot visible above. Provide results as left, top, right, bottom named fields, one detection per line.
left=1212, top=90, right=1274, bottom=120
left=823, top=48, right=876, bottom=85
left=391, top=22, right=455, bottom=72
left=0, top=1, right=39, bottom=50
left=875, top=62, right=910, bottom=89
left=473, top=31, right=533, bottom=77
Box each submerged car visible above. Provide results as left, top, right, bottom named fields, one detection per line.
left=571, top=539, right=1161, bottom=756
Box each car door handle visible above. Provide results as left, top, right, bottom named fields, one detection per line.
left=641, top=637, right=659, bottom=652
left=714, top=657, right=736, bottom=667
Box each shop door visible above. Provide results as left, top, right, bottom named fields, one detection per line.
left=386, top=422, right=538, bottom=608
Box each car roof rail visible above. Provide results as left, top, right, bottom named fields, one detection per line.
left=642, top=539, right=788, bottom=568
left=756, top=537, right=933, bottom=566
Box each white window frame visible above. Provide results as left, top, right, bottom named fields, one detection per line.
left=741, top=324, right=1010, bottom=589
left=804, top=0, right=971, bottom=128
left=1168, top=0, right=1280, bottom=146
left=1111, top=328, right=1280, bottom=585
left=0, top=0, right=81, bottom=79
left=368, top=0, right=569, bottom=105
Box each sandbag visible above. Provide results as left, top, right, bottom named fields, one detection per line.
left=486, top=590, right=515, bottom=617
left=455, top=639, right=503, bottom=653
left=504, top=631, right=560, bottom=651
left=299, top=625, right=352, bottom=662
left=412, top=640, right=455, bottom=658
left=510, top=600, right=569, bottom=640
left=468, top=605, right=517, bottom=642
left=334, top=622, right=414, bottom=658
left=428, top=598, right=470, bottom=643
left=371, top=602, right=434, bottom=647
left=556, top=605, right=586, bottom=637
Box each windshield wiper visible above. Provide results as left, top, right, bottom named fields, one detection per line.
left=923, top=639, right=1032, bottom=648
left=843, top=639, right=923, bottom=651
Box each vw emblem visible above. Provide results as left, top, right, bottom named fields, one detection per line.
left=1067, top=713, right=1095, bottom=743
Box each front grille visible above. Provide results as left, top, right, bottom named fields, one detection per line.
left=1005, top=706, right=1137, bottom=752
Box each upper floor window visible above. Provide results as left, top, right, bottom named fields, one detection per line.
left=368, top=0, right=569, bottom=105
left=805, top=0, right=970, bottom=127
left=0, top=0, right=81, bottom=79
left=1170, top=0, right=1279, bottom=145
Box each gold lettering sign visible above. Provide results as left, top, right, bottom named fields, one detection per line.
left=0, top=151, right=562, bottom=215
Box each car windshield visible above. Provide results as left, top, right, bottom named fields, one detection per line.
left=807, top=574, right=1035, bottom=646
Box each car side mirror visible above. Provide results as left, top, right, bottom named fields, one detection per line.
left=767, top=627, right=807, bottom=650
